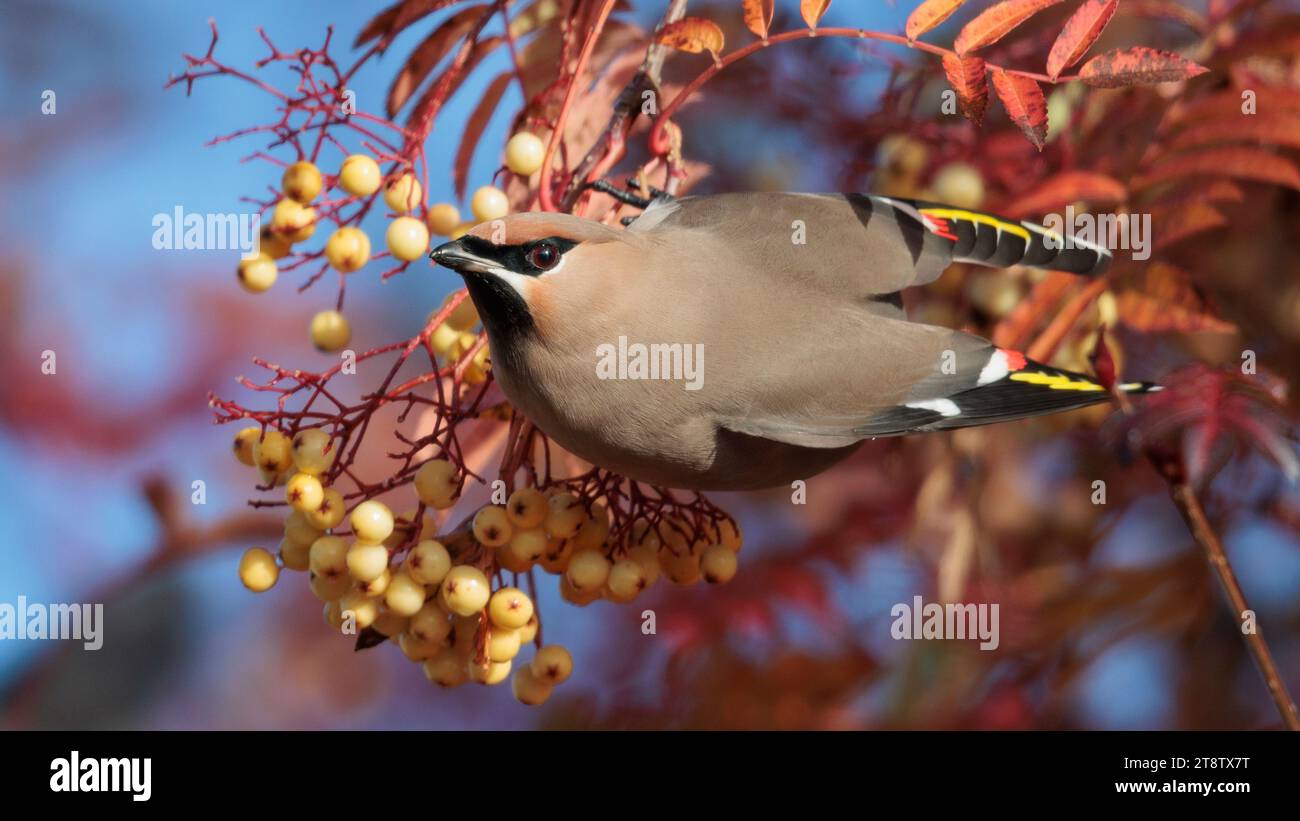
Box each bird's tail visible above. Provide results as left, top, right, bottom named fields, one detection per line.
left=901, top=199, right=1114, bottom=277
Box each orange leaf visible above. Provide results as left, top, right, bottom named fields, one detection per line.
left=742, top=0, right=775, bottom=39
left=1117, top=263, right=1236, bottom=335
left=991, top=68, right=1048, bottom=150
left=954, top=0, right=1062, bottom=56
left=801, top=0, right=833, bottom=29
left=1046, top=0, right=1117, bottom=79
left=387, top=3, right=490, bottom=117
left=656, top=17, right=725, bottom=56
left=1169, top=112, right=1300, bottom=152
left=1151, top=201, right=1228, bottom=250
left=1079, top=47, right=1209, bottom=87
left=906, top=0, right=966, bottom=41
left=1134, top=147, right=1300, bottom=191
left=941, top=53, right=988, bottom=124
left=356, top=0, right=466, bottom=49
left=1001, top=171, right=1127, bottom=218
left=453, top=72, right=512, bottom=200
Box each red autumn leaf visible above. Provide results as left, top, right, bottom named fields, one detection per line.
left=991, top=68, right=1048, bottom=150
left=387, top=3, right=489, bottom=116
left=1169, top=112, right=1300, bottom=152
left=453, top=71, right=512, bottom=199
left=1134, top=147, right=1300, bottom=191
left=656, top=17, right=725, bottom=56
left=355, top=0, right=467, bottom=49
left=405, top=35, right=502, bottom=127
left=1116, top=263, right=1237, bottom=335
left=1046, top=0, right=1118, bottom=79
left=906, top=0, right=966, bottom=41
left=801, top=0, right=833, bottom=28
left=1079, top=47, right=1209, bottom=87
left=1001, top=170, right=1128, bottom=218
left=1152, top=201, right=1229, bottom=250
left=954, top=0, right=1062, bottom=56
left=1170, top=86, right=1300, bottom=126
left=941, top=53, right=988, bottom=124
left=742, top=0, right=775, bottom=39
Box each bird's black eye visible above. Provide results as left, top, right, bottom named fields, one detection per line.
left=527, top=241, right=560, bottom=271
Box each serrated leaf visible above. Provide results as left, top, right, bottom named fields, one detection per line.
left=1046, top=0, right=1117, bottom=79
left=941, top=53, right=988, bottom=124
left=1135, top=147, right=1300, bottom=191
left=1079, top=47, right=1209, bottom=87
left=742, top=0, right=775, bottom=39
left=954, top=0, right=1062, bottom=56
left=406, top=35, right=503, bottom=128
left=991, top=68, right=1048, bottom=150
left=1002, top=170, right=1127, bottom=218
left=355, top=0, right=467, bottom=49
left=801, top=0, right=833, bottom=28
left=454, top=71, right=512, bottom=200
left=656, top=17, right=725, bottom=56
left=906, top=0, right=966, bottom=40
left=387, top=4, right=489, bottom=117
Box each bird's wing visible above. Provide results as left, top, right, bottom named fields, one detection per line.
left=630, top=192, right=1111, bottom=301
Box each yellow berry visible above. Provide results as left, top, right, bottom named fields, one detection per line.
left=405, top=539, right=451, bottom=586
left=488, top=587, right=534, bottom=630
left=469, top=659, right=512, bottom=686
left=531, top=645, right=572, bottom=685
left=487, top=626, right=522, bottom=662
left=271, top=198, right=316, bottom=243
left=424, top=648, right=470, bottom=687
left=372, top=607, right=409, bottom=637
left=338, top=154, right=382, bottom=197
left=383, top=173, right=423, bottom=214
left=282, top=160, right=323, bottom=203
left=305, top=487, right=346, bottom=530
left=237, top=253, right=278, bottom=293
left=440, top=290, right=480, bottom=331
left=385, top=216, right=429, bottom=262
left=285, top=472, right=324, bottom=513
left=278, top=537, right=311, bottom=572
left=310, top=310, right=351, bottom=352
left=506, top=487, right=547, bottom=529
left=932, top=162, right=985, bottom=209
left=565, top=549, right=610, bottom=593
left=574, top=505, right=610, bottom=552
left=338, top=591, right=379, bottom=629
left=259, top=225, right=292, bottom=259
left=346, top=542, right=390, bottom=582
left=232, top=427, right=260, bottom=466
left=660, top=548, right=702, bottom=586
left=238, top=547, right=279, bottom=592
left=504, top=528, right=546, bottom=566
left=505, top=131, right=546, bottom=176
left=473, top=505, right=513, bottom=547
left=323, top=601, right=344, bottom=630
left=291, top=428, right=336, bottom=475
left=717, top=518, right=743, bottom=553
left=309, top=535, right=349, bottom=578
left=355, top=568, right=391, bottom=598
left=545, top=493, right=584, bottom=539
left=440, top=565, right=491, bottom=617
left=429, top=322, right=461, bottom=356
left=399, top=631, right=443, bottom=662
left=700, top=544, right=738, bottom=584
left=252, top=429, right=293, bottom=475
left=470, top=185, right=508, bottom=222
left=539, top=535, right=574, bottom=574
left=516, top=613, right=539, bottom=645
left=606, top=558, right=647, bottom=602
left=350, top=499, right=394, bottom=543
left=627, top=544, right=661, bottom=588
left=408, top=601, right=453, bottom=644
left=384, top=571, right=427, bottom=616
left=325, top=226, right=371, bottom=273
left=511, top=665, right=553, bottom=705
left=630, top=519, right=661, bottom=553
left=426, top=203, right=461, bottom=236
left=449, top=222, right=475, bottom=240
left=310, top=570, right=352, bottom=602
left=413, top=458, right=459, bottom=509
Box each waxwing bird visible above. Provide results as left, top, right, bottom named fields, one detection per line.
left=430, top=192, right=1158, bottom=491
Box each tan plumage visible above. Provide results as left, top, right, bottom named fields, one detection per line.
left=431, top=192, right=1156, bottom=490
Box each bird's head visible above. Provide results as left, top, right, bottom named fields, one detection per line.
left=429, top=211, right=633, bottom=342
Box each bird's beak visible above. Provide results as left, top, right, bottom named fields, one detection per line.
left=430, top=238, right=496, bottom=276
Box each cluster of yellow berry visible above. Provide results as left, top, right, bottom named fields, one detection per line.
left=233, top=421, right=743, bottom=703
left=236, top=130, right=548, bottom=354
